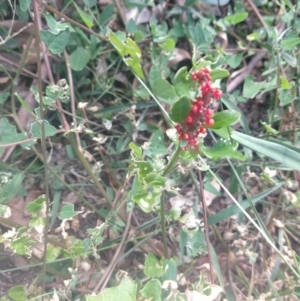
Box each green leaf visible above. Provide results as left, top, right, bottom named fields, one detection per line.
left=30, top=120, right=57, bottom=138
left=133, top=191, right=161, bottom=212
left=151, top=78, right=177, bottom=104
left=0, top=91, right=10, bottom=104
left=0, top=118, right=26, bottom=156
left=169, top=96, right=191, bottom=123
left=108, top=32, right=145, bottom=80
left=225, top=12, right=248, bottom=25
left=209, top=110, right=240, bottom=129
left=210, top=68, right=229, bottom=81
left=129, top=142, right=143, bottom=160
left=86, top=278, right=137, bottom=301
left=180, top=229, right=206, bottom=257
left=19, top=0, right=31, bottom=12
left=26, top=195, right=46, bottom=214
left=208, top=183, right=283, bottom=225
left=242, top=76, right=264, bottom=98
left=279, top=86, right=296, bottom=106
left=144, top=253, right=166, bottom=277
left=100, top=3, right=115, bottom=25
left=83, top=0, right=97, bottom=8
left=280, top=76, right=291, bottom=89
left=40, top=28, right=70, bottom=54
left=43, top=12, right=72, bottom=34
left=0, top=173, right=23, bottom=204
left=280, top=37, right=300, bottom=51
left=173, top=67, right=192, bottom=97
left=8, top=285, right=26, bottom=301
left=231, top=131, right=300, bottom=171
left=145, top=129, right=168, bottom=156
left=140, top=279, right=162, bottom=301
left=201, top=140, right=246, bottom=161
left=227, top=53, right=243, bottom=68
left=70, top=47, right=91, bottom=71
left=74, top=3, right=94, bottom=28
left=58, top=203, right=80, bottom=220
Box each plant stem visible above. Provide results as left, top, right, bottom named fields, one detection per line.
left=160, top=145, right=182, bottom=258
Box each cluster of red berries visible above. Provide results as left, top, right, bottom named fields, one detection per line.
left=175, top=67, right=223, bottom=151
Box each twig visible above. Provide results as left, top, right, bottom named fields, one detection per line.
left=32, top=1, right=51, bottom=295
left=197, top=169, right=214, bottom=284
left=93, top=209, right=133, bottom=292
left=64, top=50, right=82, bottom=151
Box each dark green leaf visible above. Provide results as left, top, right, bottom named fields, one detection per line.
left=70, top=47, right=91, bottom=71
left=169, top=96, right=191, bottom=123
left=151, top=78, right=177, bottom=104
left=40, top=28, right=70, bottom=54
left=19, top=0, right=31, bottom=12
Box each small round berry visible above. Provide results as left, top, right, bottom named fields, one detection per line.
left=213, top=89, right=223, bottom=99
left=188, top=138, right=196, bottom=146
left=196, top=99, right=204, bottom=108
left=201, top=81, right=213, bottom=96
left=205, top=109, right=213, bottom=117
left=206, top=118, right=215, bottom=126
left=181, top=133, right=189, bottom=140
left=191, top=105, right=199, bottom=114
left=185, top=115, right=194, bottom=125
left=199, top=127, right=207, bottom=134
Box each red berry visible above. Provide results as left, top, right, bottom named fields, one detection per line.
left=213, top=89, right=223, bottom=99
left=205, top=109, right=213, bottom=117
left=185, top=115, right=194, bottom=125
left=196, top=99, right=204, bottom=108
left=188, top=138, right=196, bottom=146
left=191, top=73, right=199, bottom=81
left=199, top=127, right=207, bottom=134
left=181, top=133, right=189, bottom=140
left=201, top=81, right=212, bottom=96
left=206, top=118, right=214, bottom=126
left=191, top=105, right=199, bottom=114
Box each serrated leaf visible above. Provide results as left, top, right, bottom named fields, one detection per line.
left=58, top=203, right=80, bottom=220
left=144, top=253, right=165, bottom=277
left=151, top=78, right=177, bottom=104
left=70, top=47, right=91, bottom=71
left=209, top=110, right=240, bottom=129
left=231, top=131, right=300, bottom=170
left=201, top=140, right=246, bottom=161
left=210, top=68, right=229, bottom=81
left=40, top=28, right=70, bottom=54
left=74, top=3, right=94, bottom=28
left=169, top=96, right=191, bottom=123
left=30, top=120, right=57, bottom=138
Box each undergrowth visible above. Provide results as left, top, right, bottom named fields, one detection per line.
left=0, top=0, right=300, bottom=300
